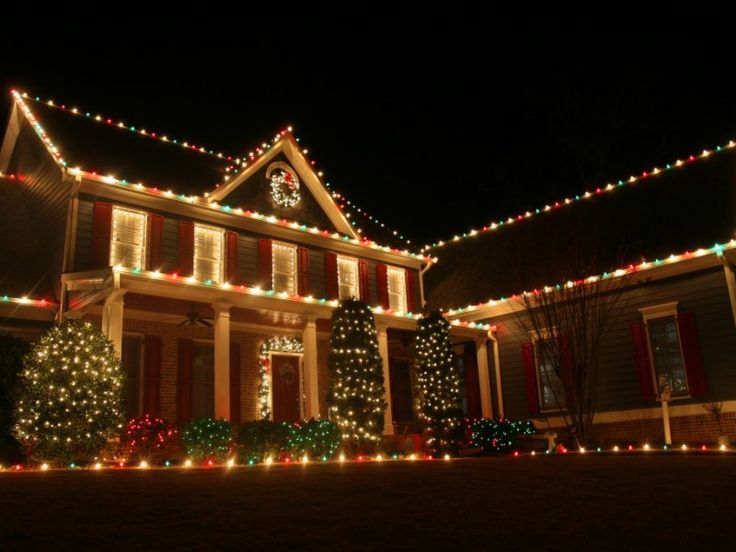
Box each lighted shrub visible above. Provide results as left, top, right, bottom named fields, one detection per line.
left=14, top=320, right=124, bottom=464
left=181, top=417, right=232, bottom=462
left=236, top=420, right=291, bottom=463
left=289, top=419, right=341, bottom=460
left=123, top=415, right=178, bottom=462
left=470, top=419, right=536, bottom=453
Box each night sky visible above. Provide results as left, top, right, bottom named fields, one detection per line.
left=2, top=29, right=734, bottom=249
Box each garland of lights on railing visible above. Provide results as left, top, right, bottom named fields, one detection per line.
left=258, top=336, right=304, bottom=420
left=443, top=239, right=736, bottom=315
left=17, top=91, right=417, bottom=251
left=424, top=140, right=736, bottom=251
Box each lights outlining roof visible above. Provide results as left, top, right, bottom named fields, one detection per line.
left=11, top=90, right=427, bottom=262
left=443, top=239, right=736, bottom=315
left=424, top=140, right=736, bottom=252
left=0, top=295, right=56, bottom=308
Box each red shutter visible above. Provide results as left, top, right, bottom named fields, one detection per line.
left=225, top=231, right=239, bottom=283
left=143, top=335, right=161, bottom=415
left=358, top=260, right=370, bottom=303
left=297, top=247, right=310, bottom=296
left=522, top=342, right=540, bottom=414
left=177, top=338, right=193, bottom=423
left=147, top=213, right=163, bottom=270
left=178, top=220, right=194, bottom=276
left=325, top=252, right=338, bottom=300
left=230, top=342, right=241, bottom=424
left=405, top=270, right=417, bottom=313
left=630, top=321, right=656, bottom=401
left=258, top=238, right=272, bottom=289
left=92, top=202, right=112, bottom=268
left=677, top=312, right=707, bottom=397
left=376, top=263, right=389, bottom=309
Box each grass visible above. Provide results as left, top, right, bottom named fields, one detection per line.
left=1, top=455, right=734, bottom=550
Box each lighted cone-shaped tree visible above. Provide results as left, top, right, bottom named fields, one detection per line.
left=14, top=320, right=125, bottom=464
left=327, top=298, right=386, bottom=452
left=414, top=311, right=462, bottom=455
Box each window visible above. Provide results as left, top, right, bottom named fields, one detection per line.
left=194, top=224, right=224, bottom=283
left=272, top=241, right=297, bottom=294
left=534, top=338, right=565, bottom=411
left=111, top=206, right=147, bottom=269
left=121, top=334, right=143, bottom=419
left=639, top=303, right=688, bottom=397
left=387, top=267, right=407, bottom=312
left=337, top=256, right=359, bottom=300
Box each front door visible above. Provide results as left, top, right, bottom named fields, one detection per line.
left=271, top=354, right=301, bottom=423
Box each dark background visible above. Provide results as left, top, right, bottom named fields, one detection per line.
left=2, top=24, right=734, bottom=248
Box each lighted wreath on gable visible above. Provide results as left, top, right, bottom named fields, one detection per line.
left=267, top=162, right=301, bottom=207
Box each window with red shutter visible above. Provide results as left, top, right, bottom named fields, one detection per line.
left=144, top=335, right=162, bottom=416
left=178, top=221, right=194, bottom=276
left=225, top=231, right=239, bottom=283
left=258, top=238, right=272, bottom=289
left=92, top=202, right=112, bottom=268
left=298, top=247, right=310, bottom=296
left=325, top=252, right=338, bottom=300
left=177, top=338, right=193, bottom=423
left=147, top=214, right=163, bottom=270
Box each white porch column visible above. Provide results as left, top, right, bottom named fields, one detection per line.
left=102, top=292, right=125, bottom=358
left=302, top=316, right=320, bottom=419
left=476, top=338, right=494, bottom=418
left=213, top=303, right=231, bottom=420
left=377, top=325, right=394, bottom=435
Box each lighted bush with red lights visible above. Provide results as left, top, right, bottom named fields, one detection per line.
left=123, top=415, right=178, bottom=462
left=181, top=417, right=233, bottom=462
left=470, top=419, right=536, bottom=453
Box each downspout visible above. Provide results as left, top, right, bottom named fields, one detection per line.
left=418, top=256, right=436, bottom=308
left=487, top=325, right=504, bottom=419
left=719, top=252, right=736, bottom=330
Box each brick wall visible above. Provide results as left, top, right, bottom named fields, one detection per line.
left=539, top=412, right=736, bottom=446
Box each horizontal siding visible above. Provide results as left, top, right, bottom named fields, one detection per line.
left=484, top=267, right=736, bottom=420
left=74, top=199, right=94, bottom=271
left=161, top=218, right=179, bottom=273
left=237, top=235, right=258, bottom=286
left=73, top=194, right=411, bottom=305
left=308, top=249, right=327, bottom=299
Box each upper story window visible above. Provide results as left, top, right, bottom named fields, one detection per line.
left=639, top=303, right=688, bottom=398
left=387, top=267, right=407, bottom=312
left=337, top=256, right=359, bottom=300
left=111, top=206, right=147, bottom=269
left=194, top=223, right=224, bottom=283
left=272, top=241, right=297, bottom=294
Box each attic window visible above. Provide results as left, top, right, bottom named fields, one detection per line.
left=110, top=206, right=147, bottom=269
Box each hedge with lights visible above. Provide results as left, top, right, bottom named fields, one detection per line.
left=236, top=420, right=292, bottom=463
left=470, top=419, right=536, bottom=453
left=13, top=320, right=125, bottom=463
left=289, top=419, right=341, bottom=460
left=414, top=311, right=463, bottom=455
left=122, top=415, right=178, bottom=462
left=181, top=417, right=233, bottom=462
left=0, top=333, right=29, bottom=462
left=327, top=298, right=386, bottom=451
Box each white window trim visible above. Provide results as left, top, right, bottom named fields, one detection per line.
left=271, top=241, right=297, bottom=295
left=531, top=328, right=564, bottom=413
left=337, top=255, right=360, bottom=301
left=110, top=205, right=148, bottom=270
left=193, top=223, right=225, bottom=283
left=638, top=302, right=689, bottom=400
left=387, top=266, right=407, bottom=313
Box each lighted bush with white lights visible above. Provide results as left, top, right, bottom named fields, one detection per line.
left=327, top=298, right=387, bottom=451
left=414, top=311, right=463, bottom=455
left=13, top=320, right=125, bottom=464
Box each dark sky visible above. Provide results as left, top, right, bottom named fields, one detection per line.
left=2, top=27, right=735, bottom=249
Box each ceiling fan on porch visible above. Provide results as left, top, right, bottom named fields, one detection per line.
left=166, top=305, right=214, bottom=327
